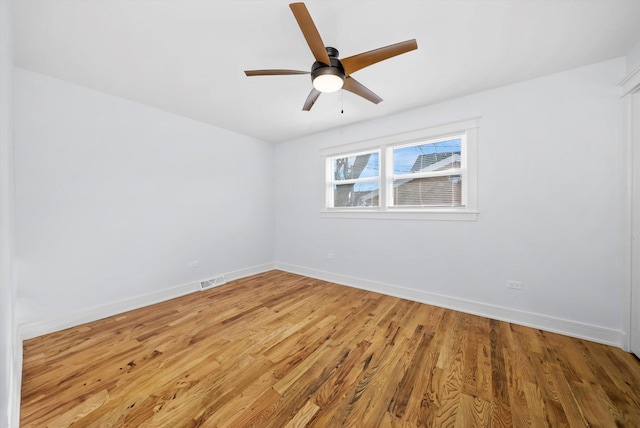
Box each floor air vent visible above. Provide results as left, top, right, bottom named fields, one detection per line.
left=200, top=276, right=226, bottom=290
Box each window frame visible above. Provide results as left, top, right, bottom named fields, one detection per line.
left=320, top=118, right=479, bottom=221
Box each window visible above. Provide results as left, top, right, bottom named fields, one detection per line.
left=322, top=118, right=478, bottom=220
left=389, top=137, right=464, bottom=208
left=330, top=150, right=380, bottom=207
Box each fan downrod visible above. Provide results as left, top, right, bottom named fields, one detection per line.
left=325, top=46, right=339, bottom=58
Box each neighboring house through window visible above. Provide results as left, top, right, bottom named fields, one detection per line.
left=322, top=118, right=478, bottom=220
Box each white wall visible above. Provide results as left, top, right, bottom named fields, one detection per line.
left=0, top=2, right=17, bottom=426
left=626, top=38, right=640, bottom=74
left=14, top=69, right=275, bottom=329
left=275, top=58, right=626, bottom=345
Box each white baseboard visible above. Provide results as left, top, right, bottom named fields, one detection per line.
left=18, top=262, right=276, bottom=341
left=275, top=262, right=625, bottom=348
left=223, top=262, right=276, bottom=283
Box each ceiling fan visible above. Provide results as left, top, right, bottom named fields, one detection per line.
left=244, top=2, right=418, bottom=111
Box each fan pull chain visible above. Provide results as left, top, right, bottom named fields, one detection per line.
left=341, top=90, right=344, bottom=114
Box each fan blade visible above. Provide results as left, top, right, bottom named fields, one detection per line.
left=341, top=39, right=418, bottom=75
left=342, top=76, right=382, bottom=104
left=289, top=3, right=331, bottom=65
left=245, top=69, right=309, bottom=76
left=303, top=88, right=321, bottom=111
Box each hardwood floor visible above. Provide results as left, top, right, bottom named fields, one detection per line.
left=21, top=270, right=640, bottom=427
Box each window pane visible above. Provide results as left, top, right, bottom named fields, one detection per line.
left=333, top=182, right=380, bottom=207
left=393, top=139, right=461, bottom=175
left=393, top=174, right=463, bottom=207
left=333, top=152, right=379, bottom=181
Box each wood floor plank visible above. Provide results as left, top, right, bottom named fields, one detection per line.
left=476, top=340, right=493, bottom=404
left=283, top=400, right=319, bottom=428
left=310, top=344, right=371, bottom=425
left=20, top=270, right=640, bottom=427
left=489, top=319, right=513, bottom=427
left=457, top=393, right=492, bottom=428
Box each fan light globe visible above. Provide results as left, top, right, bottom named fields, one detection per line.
left=313, top=74, right=344, bottom=93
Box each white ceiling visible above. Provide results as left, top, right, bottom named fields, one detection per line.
left=12, top=0, right=640, bottom=143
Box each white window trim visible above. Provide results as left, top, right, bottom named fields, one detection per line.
left=320, top=118, right=479, bottom=221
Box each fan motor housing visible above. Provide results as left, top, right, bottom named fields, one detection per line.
left=311, top=47, right=345, bottom=86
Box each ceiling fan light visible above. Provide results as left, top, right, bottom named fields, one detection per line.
left=313, top=74, right=344, bottom=93
left=311, top=63, right=345, bottom=94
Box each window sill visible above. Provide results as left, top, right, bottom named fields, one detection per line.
left=320, top=209, right=479, bottom=221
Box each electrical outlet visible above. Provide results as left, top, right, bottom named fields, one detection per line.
left=188, top=260, right=200, bottom=268
left=506, top=280, right=523, bottom=290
